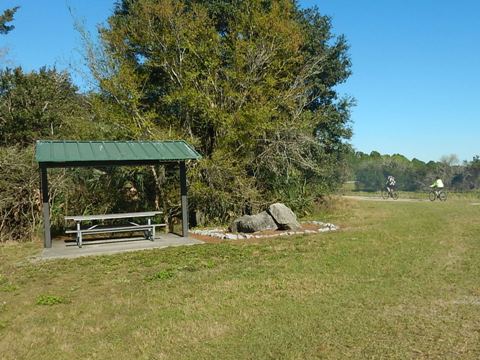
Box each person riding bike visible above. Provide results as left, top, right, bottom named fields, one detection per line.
left=386, top=175, right=396, bottom=194
left=430, top=176, right=444, bottom=196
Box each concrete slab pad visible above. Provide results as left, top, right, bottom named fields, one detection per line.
left=39, top=233, right=204, bottom=260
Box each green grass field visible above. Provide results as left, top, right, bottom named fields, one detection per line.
left=1, top=198, right=479, bottom=359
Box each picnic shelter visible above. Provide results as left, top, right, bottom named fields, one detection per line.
left=35, top=140, right=202, bottom=248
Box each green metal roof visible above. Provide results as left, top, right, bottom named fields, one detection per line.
left=35, top=140, right=201, bottom=164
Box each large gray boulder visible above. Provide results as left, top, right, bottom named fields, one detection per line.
left=229, top=211, right=278, bottom=233
left=268, top=203, right=301, bottom=230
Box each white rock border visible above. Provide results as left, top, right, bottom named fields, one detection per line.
left=190, top=221, right=338, bottom=240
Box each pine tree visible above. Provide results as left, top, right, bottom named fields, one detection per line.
left=0, top=7, right=19, bottom=35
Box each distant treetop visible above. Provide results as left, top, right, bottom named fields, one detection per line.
left=0, top=6, right=19, bottom=35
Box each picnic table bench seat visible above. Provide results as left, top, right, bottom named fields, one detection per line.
left=65, top=211, right=166, bottom=248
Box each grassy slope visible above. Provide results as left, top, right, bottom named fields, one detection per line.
left=1, top=199, right=479, bottom=359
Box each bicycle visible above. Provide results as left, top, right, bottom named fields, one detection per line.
left=429, top=188, right=447, bottom=201
left=381, top=187, right=398, bottom=200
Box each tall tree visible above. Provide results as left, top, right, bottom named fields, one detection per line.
left=0, top=67, right=95, bottom=146
left=85, top=0, right=353, bottom=217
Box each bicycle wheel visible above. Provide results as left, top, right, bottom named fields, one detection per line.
left=381, top=189, right=389, bottom=200
left=392, top=191, right=399, bottom=200
left=429, top=191, right=436, bottom=201
left=439, top=191, right=447, bottom=201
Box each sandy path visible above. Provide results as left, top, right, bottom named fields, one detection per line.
left=342, top=195, right=480, bottom=205
left=341, top=195, right=426, bottom=202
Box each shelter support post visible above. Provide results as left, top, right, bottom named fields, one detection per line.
left=40, top=166, right=52, bottom=248
left=179, top=161, right=188, bottom=237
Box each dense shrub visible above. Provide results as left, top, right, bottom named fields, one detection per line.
left=0, top=146, right=42, bottom=241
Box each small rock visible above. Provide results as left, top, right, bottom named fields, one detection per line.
left=224, top=233, right=238, bottom=240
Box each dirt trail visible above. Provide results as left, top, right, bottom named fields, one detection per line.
left=341, top=195, right=425, bottom=202
left=342, top=195, right=480, bottom=205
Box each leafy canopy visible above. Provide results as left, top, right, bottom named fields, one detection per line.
left=85, top=0, right=354, bottom=217
left=0, top=67, right=94, bottom=146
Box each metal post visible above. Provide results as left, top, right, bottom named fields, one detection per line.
left=179, top=161, right=189, bottom=237
left=76, top=222, right=82, bottom=248
left=148, top=217, right=154, bottom=241
left=40, top=166, right=52, bottom=248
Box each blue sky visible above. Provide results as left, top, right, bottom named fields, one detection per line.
left=1, top=0, right=479, bottom=162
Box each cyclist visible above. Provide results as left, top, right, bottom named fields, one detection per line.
left=430, top=176, right=444, bottom=196
left=386, top=175, right=396, bottom=194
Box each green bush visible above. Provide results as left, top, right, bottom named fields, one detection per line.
left=36, top=294, right=68, bottom=306
left=0, top=146, right=42, bottom=241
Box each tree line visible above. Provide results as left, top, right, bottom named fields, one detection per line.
left=348, top=151, right=480, bottom=192
left=0, top=1, right=354, bottom=241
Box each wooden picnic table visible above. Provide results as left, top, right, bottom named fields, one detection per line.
left=65, top=211, right=165, bottom=248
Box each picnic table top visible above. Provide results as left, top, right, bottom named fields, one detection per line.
left=65, top=211, right=163, bottom=222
